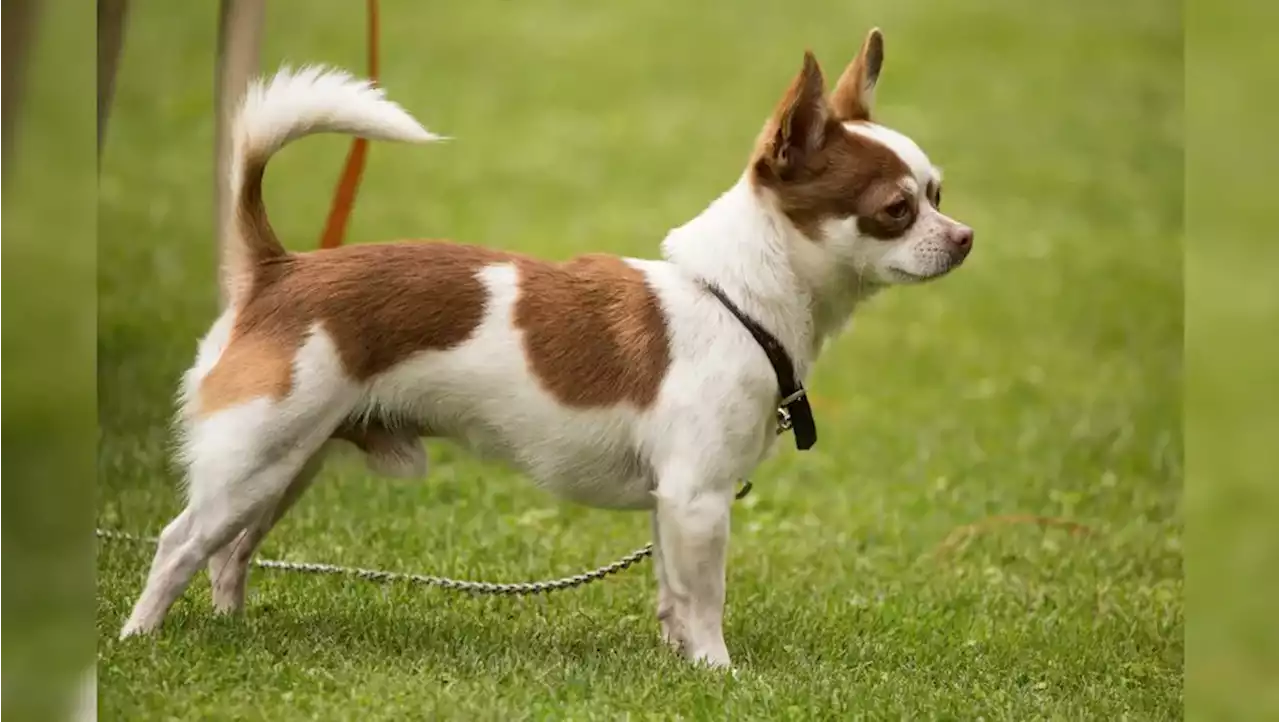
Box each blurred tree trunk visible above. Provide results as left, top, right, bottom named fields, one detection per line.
left=2, top=0, right=40, bottom=169
left=213, top=0, right=264, bottom=308
left=97, top=0, right=128, bottom=161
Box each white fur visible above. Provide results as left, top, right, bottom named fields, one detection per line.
left=233, top=66, right=440, bottom=171
left=121, top=65, right=966, bottom=670
left=229, top=66, right=441, bottom=241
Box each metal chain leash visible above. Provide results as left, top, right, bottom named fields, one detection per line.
left=96, top=480, right=755, bottom=597
left=95, top=528, right=654, bottom=595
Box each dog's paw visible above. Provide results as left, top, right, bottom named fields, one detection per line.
left=686, top=644, right=732, bottom=669
left=118, top=617, right=158, bottom=640
left=657, top=606, right=684, bottom=652
left=210, top=579, right=247, bottom=615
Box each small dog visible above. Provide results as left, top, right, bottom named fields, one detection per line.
left=120, top=29, right=971, bottom=668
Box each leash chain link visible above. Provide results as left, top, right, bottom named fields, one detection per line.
left=95, top=528, right=652, bottom=596
left=96, top=480, right=755, bottom=597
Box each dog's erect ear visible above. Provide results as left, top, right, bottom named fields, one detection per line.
left=756, top=51, right=829, bottom=179
left=830, top=28, right=884, bottom=122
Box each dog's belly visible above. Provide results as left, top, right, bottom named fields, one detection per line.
left=439, top=409, right=656, bottom=509
left=443, top=414, right=657, bottom=510
left=361, top=356, right=657, bottom=511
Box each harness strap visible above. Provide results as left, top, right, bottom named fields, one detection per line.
left=702, top=282, right=818, bottom=451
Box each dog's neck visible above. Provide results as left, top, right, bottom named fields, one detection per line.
left=661, top=176, right=880, bottom=380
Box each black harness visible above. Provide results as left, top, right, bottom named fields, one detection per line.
left=702, top=283, right=818, bottom=451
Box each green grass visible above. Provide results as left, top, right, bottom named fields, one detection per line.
left=97, top=1, right=1182, bottom=719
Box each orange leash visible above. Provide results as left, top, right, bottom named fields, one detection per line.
left=319, top=0, right=379, bottom=249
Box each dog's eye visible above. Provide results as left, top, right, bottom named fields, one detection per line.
left=925, top=182, right=942, bottom=209
left=884, top=199, right=911, bottom=220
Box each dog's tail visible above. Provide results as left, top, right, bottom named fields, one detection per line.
left=222, top=66, right=442, bottom=303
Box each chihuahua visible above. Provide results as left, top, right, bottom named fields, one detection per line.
left=120, top=29, right=971, bottom=668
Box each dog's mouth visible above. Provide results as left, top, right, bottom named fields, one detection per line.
left=886, top=251, right=967, bottom=284
left=886, top=267, right=927, bottom=283
left=886, top=265, right=953, bottom=284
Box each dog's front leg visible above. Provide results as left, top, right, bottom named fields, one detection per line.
left=653, top=474, right=733, bottom=668
left=651, top=511, right=683, bottom=651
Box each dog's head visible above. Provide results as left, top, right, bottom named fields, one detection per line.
left=751, top=29, right=972, bottom=286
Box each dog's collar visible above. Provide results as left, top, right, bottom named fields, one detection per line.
left=701, top=282, right=817, bottom=451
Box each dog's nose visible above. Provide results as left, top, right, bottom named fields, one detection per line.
left=950, top=225, right=973, bottom=256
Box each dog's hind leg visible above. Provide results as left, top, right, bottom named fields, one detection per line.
left=206, top=420, right=428, bottom=613
left=119, top=398, right=348, bottom=639
left=121, top=327, right=360, bottom=638
left=207, top=447, right=329, bottom=614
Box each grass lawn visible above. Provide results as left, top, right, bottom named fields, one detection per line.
left=97, top=1, right=1182, bottom=719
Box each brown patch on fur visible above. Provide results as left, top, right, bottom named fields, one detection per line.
left=830, top=28, right=884, bottom=123
left=759, top=123, right=914, bottom=240
left=198, top=334, right=294, bottom=413
left=223, top=160, right=289, bottom=305
left=197, top=241, right=514, bottom=416
left=752, top=52, right=829, bottom=186
left=515, top=255, right=671, bottom=409
left=749, top=50, right=913, bottom=240
left=854, top=181, right=918, bottom=240
left=275, top=243, right=514, bottom=379
left=198, top=241, right=671, bottom=417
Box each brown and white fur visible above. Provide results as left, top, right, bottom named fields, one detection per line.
left=119, top=30, right=973, bottom=668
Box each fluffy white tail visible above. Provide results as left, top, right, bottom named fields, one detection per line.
left=222, top=66, right=442, bottom=302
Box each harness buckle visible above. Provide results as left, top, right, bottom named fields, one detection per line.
left=775, top=388, right=805, bottom=434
